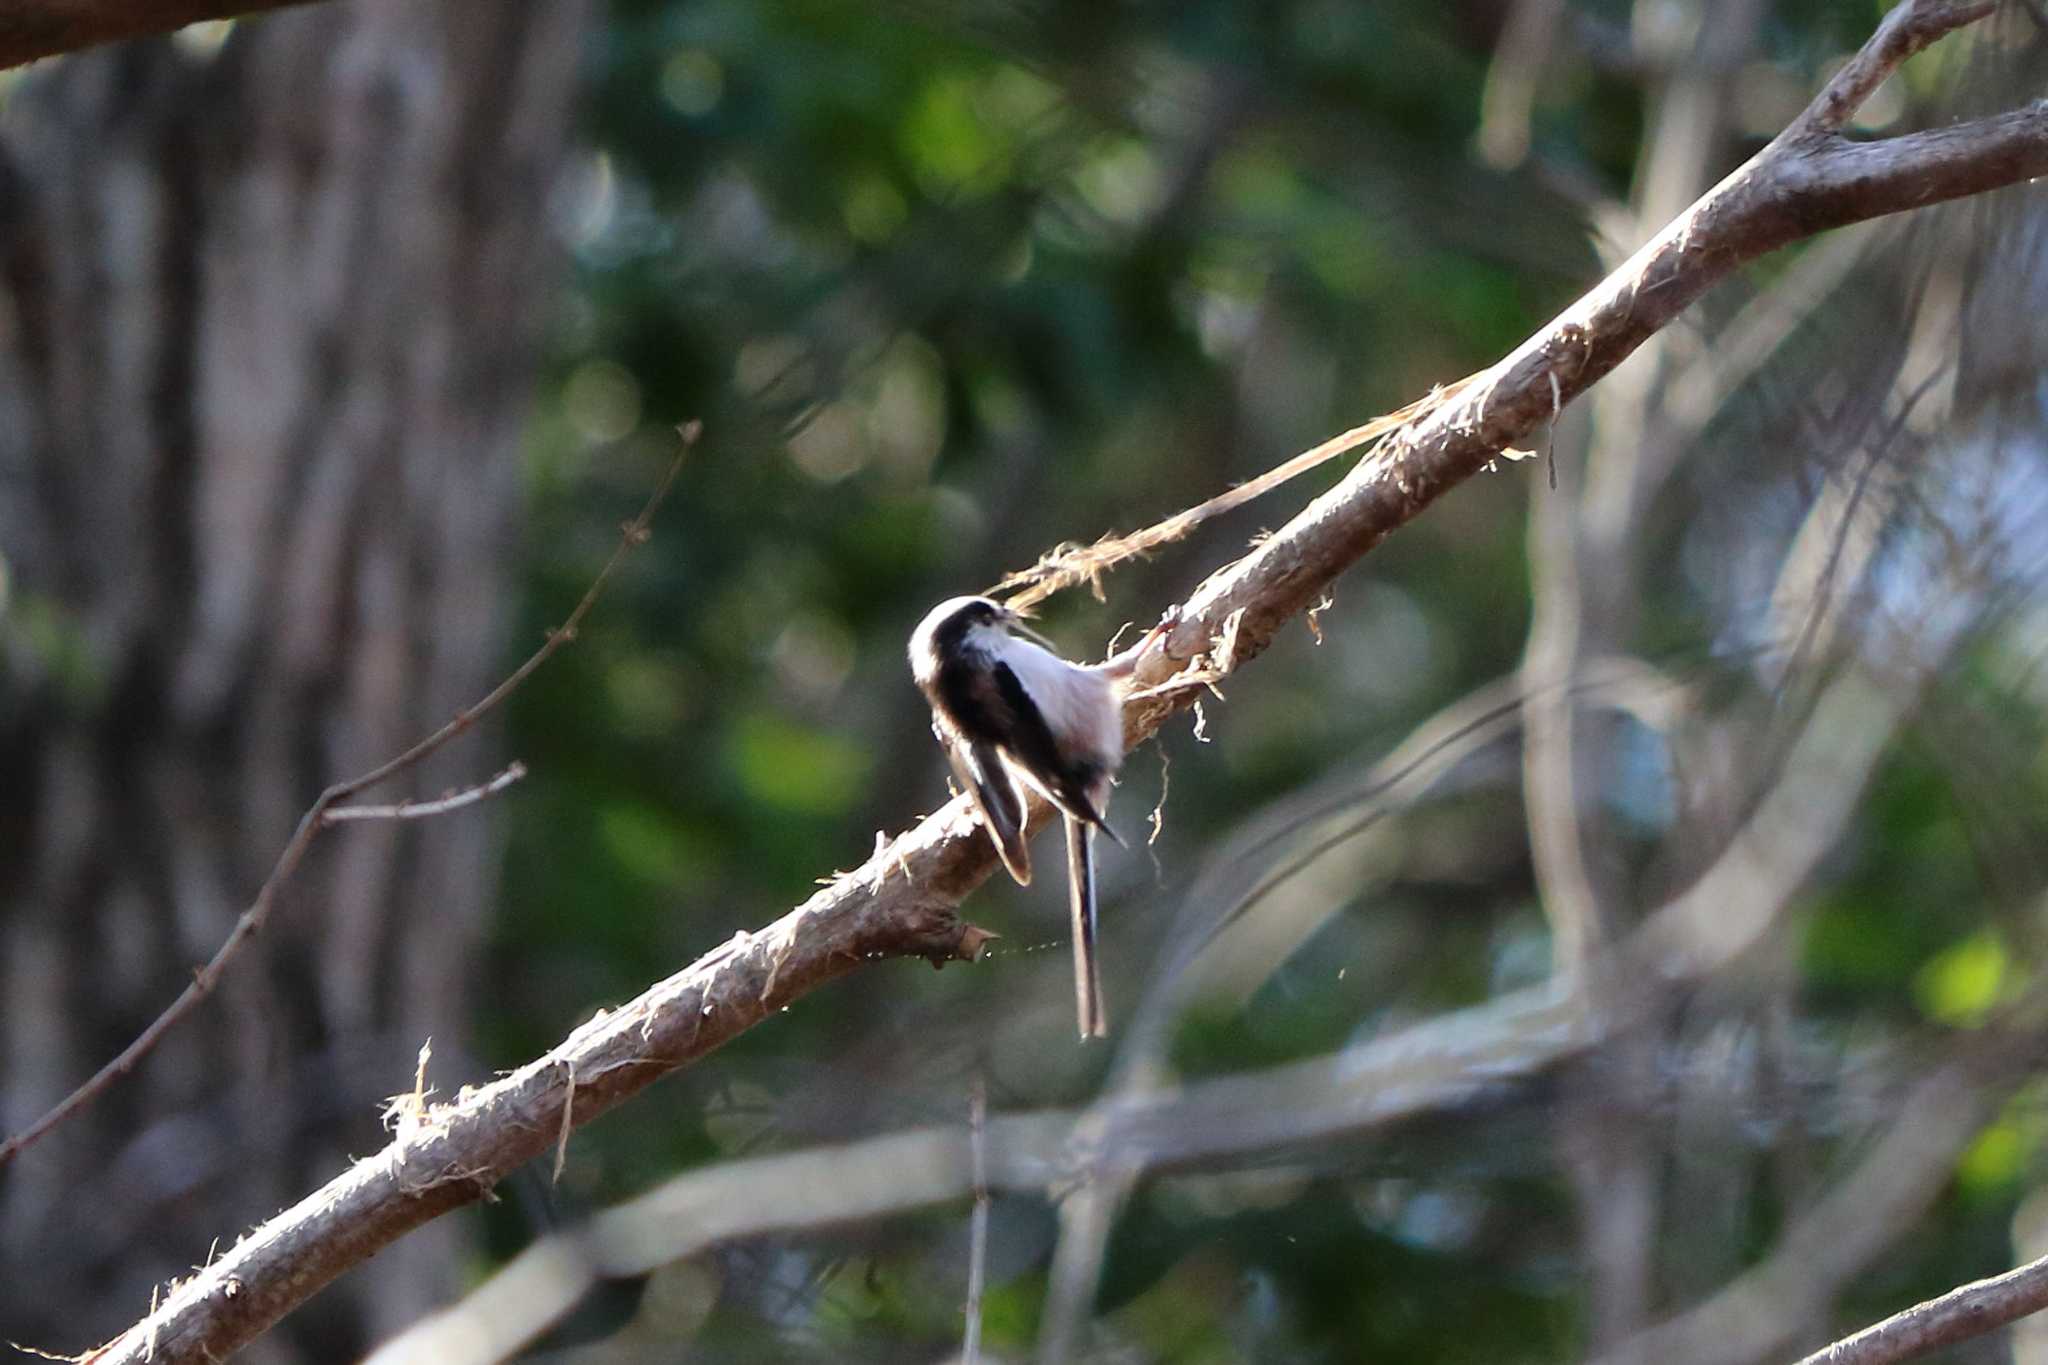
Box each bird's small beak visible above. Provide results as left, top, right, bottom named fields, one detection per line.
left=999, top=607, right=1059, bottom=652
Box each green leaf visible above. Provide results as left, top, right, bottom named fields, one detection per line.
left=1913, top=929, right=2015, bottom=1026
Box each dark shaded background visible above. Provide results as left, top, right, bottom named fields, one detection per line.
left=6, top=1, right=2048, bottom=1361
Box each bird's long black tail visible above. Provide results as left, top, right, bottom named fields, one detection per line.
left=1066, top=815, right=1107, bottom=1039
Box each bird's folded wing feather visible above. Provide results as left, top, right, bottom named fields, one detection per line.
left=947, top=736, right=1031, bottom=885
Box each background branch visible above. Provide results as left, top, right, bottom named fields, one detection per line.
left=320, top=763, right=527, bottom=824
left=0, top=432, right=692, bottom=1176
left=1592, top=1048, right=2027, bottom=1365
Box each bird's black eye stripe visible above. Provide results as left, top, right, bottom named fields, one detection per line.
left=929, top=600, right=999, bottom=656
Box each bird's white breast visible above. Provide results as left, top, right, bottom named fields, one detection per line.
left=999, top=636, right=1123, bottom=770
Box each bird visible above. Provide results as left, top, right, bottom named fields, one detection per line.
left=908, top=595, right=1160, bottom=1038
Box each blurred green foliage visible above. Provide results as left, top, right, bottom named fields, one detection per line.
left=481, top=1, right=2048, bottom=1359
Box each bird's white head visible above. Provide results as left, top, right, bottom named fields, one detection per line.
left=908, top=596, right=1011, bottom=680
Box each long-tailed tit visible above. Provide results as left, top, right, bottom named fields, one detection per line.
left=909, top=596, right=1158, bottom=1038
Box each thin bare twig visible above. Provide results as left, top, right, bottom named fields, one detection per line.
left=989, top=383, right=1469, bottom=611
left=1528, top=2, right=1768, bottom=1343
left=1791, top=1252, right=2048, bottom=1365
left=1788, top=0, right=1996, bottom=139
left=963, top=1077, right=990, bottom=1365
left=551, top=1062, right=576, bottom=1188
left=0, top=424, right=698, bottom=1175
left=321, top=763, right=528, bottom=824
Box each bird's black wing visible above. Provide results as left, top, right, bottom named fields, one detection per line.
left=946, top=734, right=1031, bottom=885
left=988, top=661, right=1115, bottom=835
left=926, top=661, right=1034, bottom=883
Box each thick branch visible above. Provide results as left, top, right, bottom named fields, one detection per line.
left=121, top=650, right=1911, bottom=1365
left=0, top=0, right=312, bottom=68
left=374, top=657, right=1922, bottom=1362
left=92, top=3, right=2047, bottom=1359
left=94, top=828, right=998, bottom=1363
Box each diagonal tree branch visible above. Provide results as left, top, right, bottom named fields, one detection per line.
left=87, top=5, right=2048, bottom=1360
left=370, top=652, right=1927, bottom=1363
